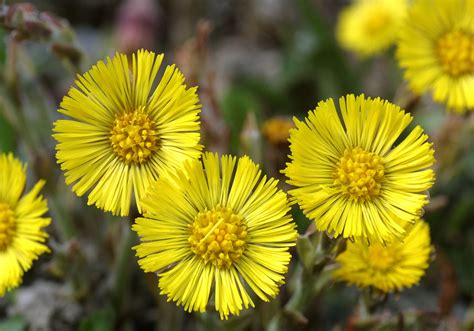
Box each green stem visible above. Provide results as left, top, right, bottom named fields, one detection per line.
left=284, top=233, right=337, bottom=325
left=201, top=312, right=216, bottom=331
left=359, top=292, right=370, bottom=320
left=47, top=192, right=76, bottom=239
left=283, top=265, right=313, bottom=324
left=112, top=217, right=136, bottom=311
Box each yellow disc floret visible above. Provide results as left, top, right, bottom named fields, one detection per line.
left=436, top=30, right=474, bottom=77
left=261, top=117, right=294, bottom=145
left=0, top=202, right=16, bottom=251
left=334, top=147, right=385, bottom=201
left=110, top=107, right=158, bottom=164
left=366, top=244, right=397, bottom=271
left=188, top=206, right=247, bottom=268
left=364, top=8, right=391, bottom=34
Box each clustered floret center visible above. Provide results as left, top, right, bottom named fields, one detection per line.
left=334, top=147, right=385, bottom=201
left=364, top=9, right=391, bottom=34
left=436, top=30, right=474, bottom=77
left=110, top=108, right=158, bottom=164
left=366, top=245, right=397, bottom=271
left=0, top=203, right=16, bottom=251
left=188, top=206, right=247, bottom=268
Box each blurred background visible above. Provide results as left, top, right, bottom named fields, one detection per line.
left=0, top=0, right=473, bottom=330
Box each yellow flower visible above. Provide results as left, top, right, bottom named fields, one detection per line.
left=262, top=117, right=294, bottom=145
left=0, top=153, right=50, bottom=296
left=133, top=152, right=297, bottom=319
left=284, top=94, right=435, bottom=244
left=397, top=0, right=474, bottom=112
left=336, top=0, right=407, bottom=57
left=333, top=221, right=432, bottom=293
left=53, top=50, right=202, bottom=216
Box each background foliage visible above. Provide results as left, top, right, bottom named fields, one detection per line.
left=0, top=0, right=473, bottom=330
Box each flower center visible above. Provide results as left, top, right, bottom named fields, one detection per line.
left=366, top=245, right=396, bottom=271
left=436, top=30, right=474, bottom=77
left=333, top=147, right=385, bottom=201
left=110, top=108, right=158, bottom=164
left=0, top=203, right=16, bottom=251
left=262, top=117, right=294, bottom=145
left=364, top=9, right=391, bottom=34
left=188, top=206, right=247, bottom=268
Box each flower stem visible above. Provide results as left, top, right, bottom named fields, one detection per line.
left=112, top=214, right=137, bottom=311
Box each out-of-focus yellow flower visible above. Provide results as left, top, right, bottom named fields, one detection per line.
left=333, top=221, right=432, bottom=293
left=336, top=0, right=408, bottom=57
left=397, top=0, right=474, bottom=112
left=284, top=94, right=435, bottom=244
left=53, top=50, right=202, bottom=216
left=262, top=117, right=295, bottom=145
left=133, top=152, right=297, bottom=319
left=0, top=153, right=50, bottom=296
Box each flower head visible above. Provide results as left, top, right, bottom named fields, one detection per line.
left=333, top=221, right=432, bottom=293
left=133, top=152, right=297, bottom=319
left=0, top=153, right=50, bottom=296
left=53, top=50, right=202, bottom=216
left=262, top=117, right=294, bottom=145
left=336, top=0, right=407, bottom=57
left=397, top=0, right=474, bottom=112
left=284, top=94, right=435, bottom=244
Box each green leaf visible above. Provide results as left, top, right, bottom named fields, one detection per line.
left=221, top=87, right=261, bottom=154
left=0, top=316, right=27, bottom=331
left=0, top=113, right=15, bottom=152
left=0, top=28, right=6, bottom=66
left=79, top=307, right=115, bottom=331
left=0, top=29, right=14, bottom=152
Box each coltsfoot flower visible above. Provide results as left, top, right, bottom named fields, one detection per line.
left=333, top=221, right=432, bottom=293
left=133, top=152, right=297, bottom=319
left=53, top=50, right=202, bottom=216
left=262, top=117, right=295, bottom=145
left=397, top=0, right=474, bottom=112
left=0, top=153, right=50, bottom=296
left=336, top=0, right=408, bottom=57
left=284, top=94, right=435, bottom=244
